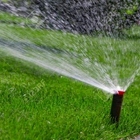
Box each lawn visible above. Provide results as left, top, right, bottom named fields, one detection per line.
left=0, top=12, right=140, bottom=140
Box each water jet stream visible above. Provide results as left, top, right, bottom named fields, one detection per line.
left=0, top=20, right=140, bottom=95
left=0, top=36, right=139, bottom=94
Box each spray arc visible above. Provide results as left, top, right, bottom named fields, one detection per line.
left=110, top=90, right=125, bottom=126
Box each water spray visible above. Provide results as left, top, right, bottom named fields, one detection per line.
left=110, top=90, right=125, bottom=127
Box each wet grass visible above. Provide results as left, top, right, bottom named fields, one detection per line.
left=0, top=12, right=140, bottom=140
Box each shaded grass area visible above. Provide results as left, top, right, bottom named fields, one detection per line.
left=0, top=12, right=140, bottom=139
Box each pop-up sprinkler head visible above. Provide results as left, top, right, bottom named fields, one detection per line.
left=110, top=90, right=125, bottom=127
left=117, top=90, right=125, bottom=95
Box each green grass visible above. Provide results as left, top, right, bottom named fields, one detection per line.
left=0, top=12, right=140, bottom=140
left=0, top=12, right=37, bottom=25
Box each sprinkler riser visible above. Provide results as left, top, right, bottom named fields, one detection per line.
left=110, top=93, right=124, bottom=126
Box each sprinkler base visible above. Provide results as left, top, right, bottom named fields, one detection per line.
left=110, top=91, right=124, bottom=127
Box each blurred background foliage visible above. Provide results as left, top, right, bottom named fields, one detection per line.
left=0, top=0, right=140, bottom=35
